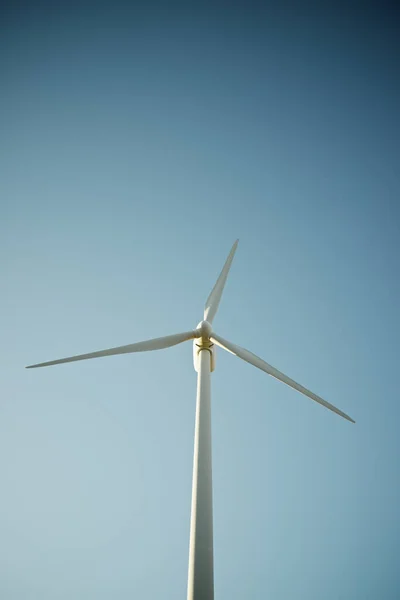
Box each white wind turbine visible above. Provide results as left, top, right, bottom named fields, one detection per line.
left=26, top=240, right=355, bottom=600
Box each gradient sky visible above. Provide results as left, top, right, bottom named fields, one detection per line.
left=1, top=2, right=399, bottom=598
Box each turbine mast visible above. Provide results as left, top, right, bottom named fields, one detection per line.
left=187, top=344, right=214, bottom=600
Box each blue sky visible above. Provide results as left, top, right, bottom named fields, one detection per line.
left=1, top=2, right=399, bottom=598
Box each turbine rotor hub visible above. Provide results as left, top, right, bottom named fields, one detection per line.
left=196, top=320, right=213, bottom=340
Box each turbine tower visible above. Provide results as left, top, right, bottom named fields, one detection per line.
left=26, top=240, right=355, bottom=600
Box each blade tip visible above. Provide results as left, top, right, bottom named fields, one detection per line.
left=343, top=413, right=356, bottom=423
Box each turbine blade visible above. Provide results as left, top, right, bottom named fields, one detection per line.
left=26, top=330, right=197, bottom=369
left=204, top=239, right=238, bottom=324
left=211, top=333, right=355, bottom=423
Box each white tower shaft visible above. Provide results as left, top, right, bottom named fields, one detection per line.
left=187, top=347, right=214, bottom=600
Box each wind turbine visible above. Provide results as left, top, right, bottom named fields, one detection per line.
left=26, top=240, right=355, bottom=600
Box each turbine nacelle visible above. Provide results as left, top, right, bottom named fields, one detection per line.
left=193, top=320, right=215, bottom=373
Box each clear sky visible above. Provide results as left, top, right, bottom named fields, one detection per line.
left=1, top=1, right=399, bottom=598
